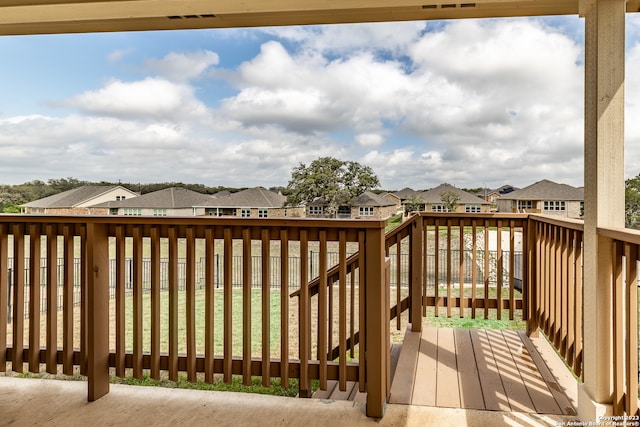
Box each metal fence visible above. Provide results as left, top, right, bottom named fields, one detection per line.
left=6, top=249, right=523, bottom=320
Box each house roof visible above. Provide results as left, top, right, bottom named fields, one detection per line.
left=392, top=187, right=418, bottom=200
left=200, top=187, right=285, bottom=208
left=500, top=179, right=584, bottom=201
left=417, top=184, right=490, bottom=205
left=22, top=185, right=134, bottom=208
left=309, top=191, right=397, bottom=207
left=94, top=187, right=213, bottom=209
left=350, top=191, right=396, bottom=207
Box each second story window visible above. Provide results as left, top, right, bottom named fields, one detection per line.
left=258, top=209, right=268, bottom=218
left=431, top=204, right=448, bottom=213
left=465, top=204, right=481, bottom=213
left=241, top=208, right=251, bottom=218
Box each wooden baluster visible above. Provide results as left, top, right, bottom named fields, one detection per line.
left=28, top=223, right=41, bottom=373
left=0, top=224, right=7, bottom=372
left=261, top=228, right=271, bottom=387
left=339, top=230, right=347, bottom=391
left=318, top=230, right=327, bottom=391
left=45, top=224, right=58, bottom=374
left=62, top=225, right=74, bottom=375
left=223, top=227, right=233, bottom=384
left=133, top=226, right=143, bottom=379
left=168, top=227, right=178, bottom=381
left=242, top=228, right=252, bottom=386
left=204, top=227, right=215, bottom=383
left=150, top=226, right=161, bottom=380
left=280, top=230, right=289, bottom=389
left=12, top=223, right=24, bottom=373
left=299, top=230, right=310, bottom=397
left=186, top=227, right=196, bottom=382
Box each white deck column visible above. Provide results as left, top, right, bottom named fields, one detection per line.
left=580, top=0, right=626, bottom=420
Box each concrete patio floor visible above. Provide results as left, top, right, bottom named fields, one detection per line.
left=0, top=376, right=579, bottom=427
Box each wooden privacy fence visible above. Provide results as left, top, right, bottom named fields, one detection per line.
left=0, top=216, right=390, bottom=418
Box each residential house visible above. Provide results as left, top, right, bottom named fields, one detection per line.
left=306, top=191, right=398, bottom=219
left=97, top=187, right=214, bottom=216
left=198, top=187, right=303, bottom=218
left=475, top=185, right=517, bottom=203
left=392, top=187, right=426, bottom=213
left=21, top=185, right=139, bottom=215
left=417, top=183, right=491, bottom=213
left=496, top=179, right=584, bottom=218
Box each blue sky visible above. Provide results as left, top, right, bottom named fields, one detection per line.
left=1, top=15, right=640, bottom=191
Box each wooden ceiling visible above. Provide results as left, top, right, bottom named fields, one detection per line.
left=0, top=0, right=638, bottom=36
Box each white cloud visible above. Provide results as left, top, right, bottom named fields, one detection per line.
left=143, top=50, right=219, bottom=81
left=356, top=133, right=384, bottom=148
left=66, top=77, right=209, bottom=121
left=262, top=21, right=426, bottom=55
left=107, top=48, right=133, bottom=62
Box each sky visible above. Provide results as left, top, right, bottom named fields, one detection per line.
left=1, top=15, right=640, bottom=191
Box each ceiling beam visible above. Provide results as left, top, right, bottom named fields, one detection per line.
left=0, top=0, right=638, bottom=36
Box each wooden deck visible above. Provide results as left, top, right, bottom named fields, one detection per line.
left=388, top=327, right=576, bottom=416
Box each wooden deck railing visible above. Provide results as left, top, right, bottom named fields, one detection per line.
left=526, top=215, right=584, bottom=379
left=3, top=212, right=640, bottom=418
left=598, top=226, right=640, bottom=416
left=419, top=214, right=528, bottom=320
left=0, top=215, right=389, bottom=418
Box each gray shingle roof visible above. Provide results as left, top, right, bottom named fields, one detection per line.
left=500, top=180, right=583, bottom=201
left=393, top=187, right=418, bottom=200
left=23, top=185, right=125, bottom=208
left=350, top=191, right=396, bottom=207
left=200, top=187, right=285, bottom=208
left=94, top=187, right=214, bottom=209
left=417, top=183, right=489, bottom=205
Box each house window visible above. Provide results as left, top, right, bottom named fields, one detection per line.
left=153, top=208, right=167, bottom=216
left=465, top=204, right=481, bottom=213
left=431, top=204, right=448, bottom=213
left=241, top=208, right=251, bottom=218
left=517, top=200, right=533, bottom=210
left=308, top=206, right=322, bottom=215
left=359, top=206, right=374, bottom=216
left=116, top=195, right=126, bottom=201
left=124, top=208, right=141, bottom=216
left=544, top=201, right=566, bottom=211
left=258, top=209, right=268, bottom=218
left=110, top=208, right=118, bottom=215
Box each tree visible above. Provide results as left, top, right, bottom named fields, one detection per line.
left=404, top=195, right=424, bottom=214
left=626, top=174, right=640, bottom=228
left=440, top=190, right=460, bottom=212
left=285, top=157, right=380, bottom=217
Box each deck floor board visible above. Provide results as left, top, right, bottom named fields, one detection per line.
left=311, top=326, right=576, bottom=417
left=396, top=327, right=575, bottom=415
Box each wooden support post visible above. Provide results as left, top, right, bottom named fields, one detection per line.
left=86, top=221, right=110, bottom=401
left=365, top=224, right=388, bottom=418
left=410, top=214, right=423, bottom=331
left=580, top=0, right=626, bottom=420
